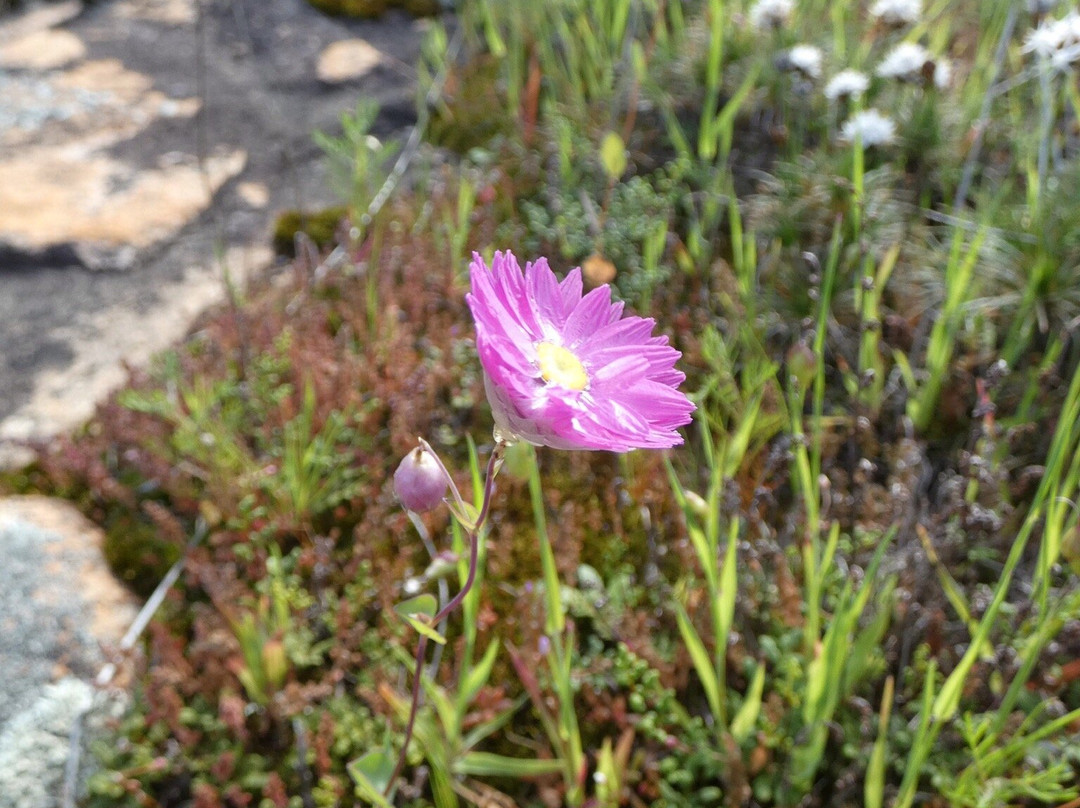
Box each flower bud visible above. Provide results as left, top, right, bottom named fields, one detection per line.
left=393, top=445, right=448, bottom=513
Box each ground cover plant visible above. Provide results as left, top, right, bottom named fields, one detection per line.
left=9, top=0, right=1080, bottom=805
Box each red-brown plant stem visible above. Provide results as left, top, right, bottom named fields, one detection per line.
left=386, top=440, right=507, bottom=797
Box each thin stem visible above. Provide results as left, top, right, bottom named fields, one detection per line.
left=406, top=510, right=448, bottom=676
left=386, top=440, right=508, bottom=797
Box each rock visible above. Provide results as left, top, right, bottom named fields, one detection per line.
left=0, top=0, right=82, bottom=42
left=0, top=673, right=129, bottom=808
left=0, top=497, right=139, bottom=688
left=0, top=242, right=273, bottom=463
left=317, top=37, right=384, bottom=82
left=0, top=45, right=234, bottom=270
left=0, top=0, right=421, bottom=460
left=0, top=495, right=140, bottom=782
left=237, top=179, right=270, bottom=208
left=0, top=144, right=246, bottom=269
left=111, top=0, right=195, bottom=24
left=0, top=498, right=140, bottom=804
left=0, top=28, right=85, bottom=70
left=0, top=677, right=94, bottom=808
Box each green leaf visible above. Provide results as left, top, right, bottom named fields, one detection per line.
left=394, top=594, right=446, bottom=645
left=348, top=750, right=395, bottom=807
left=600, top=132, right=627, bottom=180
left=730, top=662, right=764, bottom=744
left=394, top=593, right=437, bottom=619
left=462, top=639, right=500, bottom=704
left=421, top=678, right=459, bottom=739
left=403, top=615, right=446, bottom=645
left=462, top=697, right=526, bottom=751
left=716, top=519, right=739, bottom=648
left=864, top=676, right=894, bottom=808
left=455, top=752, right=565, bottom=778
left=675, top=600, right=721, bottom=721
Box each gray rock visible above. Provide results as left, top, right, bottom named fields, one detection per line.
left=0, top=516, right=102, bottom=726
left=0, top=678, right=93, bottom=808
left=0, top=499, right=139, bottom=806
left=0, top=0, right=423, bottom=461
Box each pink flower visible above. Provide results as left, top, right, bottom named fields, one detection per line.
left=466, top=251, right=695, bottom=452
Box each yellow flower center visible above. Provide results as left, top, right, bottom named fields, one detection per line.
left=536, top=342, right=588, bottom=390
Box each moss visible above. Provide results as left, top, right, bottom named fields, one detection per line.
left=305, top=0, right=439, bottom=18
left=0, top=461, right=49, bottom=496
left=398, top=0, right=440, bottom=15
left=271, top=206, right=347, bottom=258
left=427, top=57, right=510, bottom=153
left=102, top=510, right=182, bottom=598
left=306, top=0, right=388, bottom=17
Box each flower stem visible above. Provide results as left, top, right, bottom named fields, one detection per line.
left=386, top=440, right=507, bottom=796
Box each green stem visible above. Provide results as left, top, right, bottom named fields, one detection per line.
left=387, top=440, right=507, bottom=796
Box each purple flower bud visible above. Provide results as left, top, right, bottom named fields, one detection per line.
left=393, top=446, right=448, bottom=513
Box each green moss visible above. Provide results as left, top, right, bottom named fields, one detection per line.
left=399, top=0, right=440, bottom=15
left=272, top=206, right=347, bottom=257
left=102, top=510, right=182, bottom=599
left=427, top=57, right=509, bottom=153
left=305, top=0, right=439, bottom=18
left=306, top=0, right=388, bottom=17
left=0, top=462, right=48, bottom=496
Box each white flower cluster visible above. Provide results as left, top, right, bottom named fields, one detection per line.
left=876, top=42, right=930, bottom=78
left=786, top=44, right=824, bottom=78
left=869, top=0, right=922, bottom=26
left=876, top=42, right=951, bottom=88
left=824, top=69, right=870, bottom=100
left=748, top=0, right=794, bottom=30
left=1024, top=11, right=1080, bottom=69
left=840, top=108, right=897, bottom=147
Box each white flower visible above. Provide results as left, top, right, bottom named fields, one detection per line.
left=876, top=42, right=932, bottom=81
left=786, top=44, right=824, bottom=78
left=1065, top=11, right=1080, bottom=40
left=1024, top=18, right=1070, bottom=57
left=932, top=59, right=952, bottom=88
left=748, top=0, right=794, bottom=29
left=824, top=69, right=870, bottom=100
left=1024, top=27, right=1062, bottom=57
left=1051, top=44, right=1080, bottom=70
left=840, top=109, right=897, bottom=147
left=1024, top=12, right=1080, bottom=68
left=869, top=0, right=922, bottom=26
